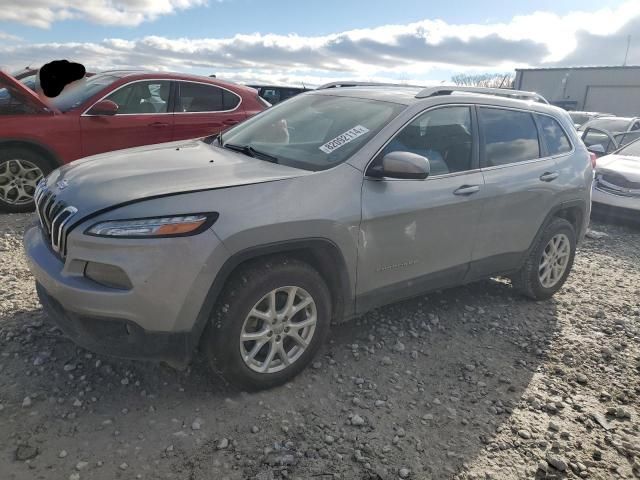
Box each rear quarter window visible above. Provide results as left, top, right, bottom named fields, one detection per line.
left=536, top=114, right=572, bottom=155
left=479, top=107, right=540, bottom=167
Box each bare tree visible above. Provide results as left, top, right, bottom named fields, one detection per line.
left=450, top=73, right=514, bottom=88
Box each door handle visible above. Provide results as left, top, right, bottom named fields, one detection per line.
left=453, top=185, right=480, bottom=196
left=223, top=119, right=240, bottom=126
left=148, top=122, right=170, bottom=128
left=539, top=171, right=559, bottom=182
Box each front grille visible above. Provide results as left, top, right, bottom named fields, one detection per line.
left=34, top=180, right=78, bottom=258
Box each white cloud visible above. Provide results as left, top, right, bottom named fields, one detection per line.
left=1, top=1, right=639, bottom=86
left=0, top=0, right=206, bottom=28
left=0, top=31, right=20, bottom=41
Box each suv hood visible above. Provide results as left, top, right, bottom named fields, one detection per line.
left=44, top=139, right=310, bottom=215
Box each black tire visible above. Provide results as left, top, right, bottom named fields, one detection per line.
left=0, top=147, right=52, bottom=213
left=203, top=256, right=331, bottom=391
left=512, top=217, right=576, bottom=300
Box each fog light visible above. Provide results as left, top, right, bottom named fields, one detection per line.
left=84, top=262, right=132, bottom=290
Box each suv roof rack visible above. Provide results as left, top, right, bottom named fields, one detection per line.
left=316, top=81, right=426, bottom=90
left=415, top=85, right=549, bottom=104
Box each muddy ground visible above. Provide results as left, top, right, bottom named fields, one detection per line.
left=1, top=213, right=639, bottom=480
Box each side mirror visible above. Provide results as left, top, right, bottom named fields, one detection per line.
left=87, top=99, right=119, bottom=116
left=368, top=151, right=430, bottom=180
left=587, top=144, right=606, bottom=156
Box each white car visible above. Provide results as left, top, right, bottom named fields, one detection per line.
left=592, top=138, right=640, bottom=222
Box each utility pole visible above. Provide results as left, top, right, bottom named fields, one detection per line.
left=623, top=35, right=631, bottom=66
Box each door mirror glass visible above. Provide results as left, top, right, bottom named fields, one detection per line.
left=370, top=151, right=430, bottom=179
left=87, top=99, right=119, bottom=116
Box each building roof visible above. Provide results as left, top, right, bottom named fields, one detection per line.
left=516, top=65, right=640, bottom=72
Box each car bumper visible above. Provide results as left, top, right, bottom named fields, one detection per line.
left=592, top=184, right=640, bottom=223
left=23, top=223, right=225, bottom=365
left=36, top=282, right=191, bottom=365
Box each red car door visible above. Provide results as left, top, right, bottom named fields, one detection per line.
left=172, top=81, right=247, bottom=141
left=80, top=80, right=174, bottom=157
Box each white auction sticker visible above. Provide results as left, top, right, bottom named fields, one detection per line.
left=319, top=125, right=370, bottom=154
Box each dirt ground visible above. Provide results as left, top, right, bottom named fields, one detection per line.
left=1, top=212, right=639, bottom=480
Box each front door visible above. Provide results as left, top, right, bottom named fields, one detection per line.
left=80, top=80, right=174, bottom=157
left=357, top=105, right=485, bottom=312
left=173, top=81, right=247, bottom=141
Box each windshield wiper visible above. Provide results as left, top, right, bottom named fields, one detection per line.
left=223, top=143, right=279, bottom=164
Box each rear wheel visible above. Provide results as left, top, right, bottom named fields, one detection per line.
left=512, top=217, right=576, bottom=300
left=0, top=147, right=51, bottom=213
left=203, top=256, right=331, bottom=391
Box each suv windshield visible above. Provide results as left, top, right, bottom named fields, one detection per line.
left=220, top=93, right=406, bottom=171
left=50, top=74, right=121, bottom=112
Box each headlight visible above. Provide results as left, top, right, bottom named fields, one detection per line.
left=86, top=213, right=217, bottom=238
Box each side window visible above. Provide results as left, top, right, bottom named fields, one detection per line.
left=261, top=88, right=281, bottom=105
left=381, top=106, right=473, bottom=176
left=105, top=81, right=170, bottom=114
left=479, top=107, right=540, bottom=167
left=631, top=121, right=640, bottom=131
left=536, top=114, right=572, bottom=155
left=222, top=90, right=240, bottom=110
left=582, top=128, right=614, bottom=153
left=178, top=82, right=224, bottom=112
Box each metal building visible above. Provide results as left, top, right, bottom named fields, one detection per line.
left=514, top=66, right=640, bottom=116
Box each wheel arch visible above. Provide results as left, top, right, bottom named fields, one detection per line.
left=528, top=199, right=588, bottom=256
left=0, top=139, right=62, bottom=170
left=188, top=238, right=355, bottom=354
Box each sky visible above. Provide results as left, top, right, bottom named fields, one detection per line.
left=0, top=0, right=639, bottom=87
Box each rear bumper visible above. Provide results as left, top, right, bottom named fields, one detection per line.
left=36, top=282, right=191, bottom=365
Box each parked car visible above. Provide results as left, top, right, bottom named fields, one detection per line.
left=568, top=111, right=612, bottom=129
left=247, top=85, right=309, bottom=105
left=24, top=85, right=592, bottom=390
left=0, top=70, right=266, bottom=212
left=592, top=138, right=640, bottom=223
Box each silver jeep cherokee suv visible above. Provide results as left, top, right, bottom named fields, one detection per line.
left=24, top=85, right=593, bottom=390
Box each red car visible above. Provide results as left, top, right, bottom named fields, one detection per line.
left=0, top=70, right=267, bottom=212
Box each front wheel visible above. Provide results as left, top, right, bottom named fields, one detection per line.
left=203, top=256, right=331, bottom=391
left=512, top=217, right=576, bottom=300
left=0, top=148, right=51, bottom=213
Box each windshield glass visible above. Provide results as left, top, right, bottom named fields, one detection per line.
left=616, top=138, right=640, bottom=157
left=50, top=74, right=120, bottom=112
left=581, top=118, right=630, bottom=132
left=220, top=93, right=405, bottom=171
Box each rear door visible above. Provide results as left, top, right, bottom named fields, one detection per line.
left=469, top=106, right=562, bottom=276
left=80, top=79, right=174, bottom=157
left=172, top=81, right=246, bottom=140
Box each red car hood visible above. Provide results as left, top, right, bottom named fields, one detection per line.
left=0, top=70, right=60, bottom=114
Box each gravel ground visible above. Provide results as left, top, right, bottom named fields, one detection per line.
left=1, top=212, right=639, bottom=480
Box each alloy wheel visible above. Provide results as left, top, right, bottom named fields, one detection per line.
left=0, top=159, right=44, bottom=205
left=240, top=286, right=317, bottom=374
left=538, top=233, right=571, bottom=288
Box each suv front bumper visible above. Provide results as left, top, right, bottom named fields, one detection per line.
left=36, top=282, right=191, bottom=365
left=24, top=223, right=225, bottom=366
